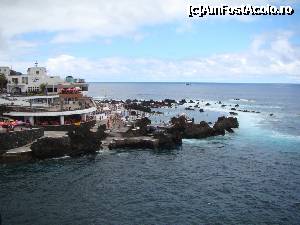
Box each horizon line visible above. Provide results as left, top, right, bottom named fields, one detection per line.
left=86, top=81, right=300, bottom=85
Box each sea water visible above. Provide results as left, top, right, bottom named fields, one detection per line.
left=0, top=83, right=299, bottom=224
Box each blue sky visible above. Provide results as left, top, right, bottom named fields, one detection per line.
left=0, top=0, right=299, bottom=83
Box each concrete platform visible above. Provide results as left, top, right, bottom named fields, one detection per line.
left=44, top=131, right=68, bottom=138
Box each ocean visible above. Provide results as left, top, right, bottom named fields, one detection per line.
left=1, top=82, right=300, bottom=224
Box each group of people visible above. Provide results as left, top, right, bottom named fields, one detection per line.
left=106, top=114, right=124, bottom=130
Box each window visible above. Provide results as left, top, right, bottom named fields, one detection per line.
left=36, top=71, right=39, bottom=75
left=81, top=86, right=88, bottom=91
left=12, top=78, right=18, bottom=84
left=22, top=77, right=28, bottom=84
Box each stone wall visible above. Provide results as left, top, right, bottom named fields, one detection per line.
left=0, top=128, right=44, bottom=153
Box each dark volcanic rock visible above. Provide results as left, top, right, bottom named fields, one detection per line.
left=31, top=137, right=71, bottom=159
left=205, top=103, right=211, bottom=106
left=68, top=126, right=103, bottom=156
left=213, top=116, right=239, bottom=134
left=109, top=132, right=182, bottom=150
left=109, top=138, right=157, bottom=150
left=155, top=131, right=182, bottom=149
left=163, top=99, right=176, bottom=106
left=199, top=109, right=204, bottom=112
left=184, top=121, right=215, bottom=139
left=125, top=103, right=152, bottom=113
left=126, top=117, right=151, bottom=136
left=185, top=107, right=194, bottom=111
left=230, top=112, right=238, bottom=116
left=31, top=125, right=105, bottom=159
left=170, top=116, right=188, bottom=133
left=169, top=115, right=239, bottom=139
left=179, top=99, right=187, bottom=105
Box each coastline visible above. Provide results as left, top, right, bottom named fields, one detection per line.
left=1, top=83, right=300, bottom=225
left=1, top=95, right=243, bottom=163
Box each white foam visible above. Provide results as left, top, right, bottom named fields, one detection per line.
left=230, top=98, right=256, bottom=103
left=269, top=131, right=300, bottom=142
left=51, top=155, right=70, bottom=160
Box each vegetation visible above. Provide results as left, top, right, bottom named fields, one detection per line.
left=0, top=105, right=8, bottom=116
left=39, top=83, right=47, bottom=95
left=0, top=73, right=8, bottom=92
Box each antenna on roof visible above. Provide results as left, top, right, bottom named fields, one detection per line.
left=35, top=61, right=38, bottom=67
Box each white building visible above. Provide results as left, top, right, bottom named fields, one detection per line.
left=3, top=91, right=97, bottom=127
left=6, top=62, right=63, bottom=94
left=3, top=62, right=88, bottom=95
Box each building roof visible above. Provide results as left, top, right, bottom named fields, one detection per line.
left=4, top=107, right=97, bottom=117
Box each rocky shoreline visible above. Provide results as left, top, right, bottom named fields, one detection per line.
left=0, top=97, right=249, bottom=163
left=0, top=115, right=239, bottom=163
left=29, top=115, right=238, bottom=159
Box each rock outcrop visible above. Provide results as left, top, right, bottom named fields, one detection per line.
left=213, top=116, right=239, bottom=134
left=154, top=131, right=182, bottom=149
left=67, top=125, right=103, bottom=156
left=31, top=136, right=71, bottom=159
left=109, top=138, right=158, bottom=150
left=31, top=125, right=106, bottom=159
left=183, top=121, right=215, bottom=139
left=169, top=115, right=239, bottom=139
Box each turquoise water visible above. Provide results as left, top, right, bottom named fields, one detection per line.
left=1, top=83, right=300, bottom=224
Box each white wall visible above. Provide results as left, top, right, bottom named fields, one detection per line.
left=6, top=66, right=65, bottom=93
left=27, top=67, right=47, bottom=76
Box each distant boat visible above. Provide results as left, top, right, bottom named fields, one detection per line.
left=185, top=83, right=191, bottom=86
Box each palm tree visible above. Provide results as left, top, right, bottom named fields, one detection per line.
left=39, top=83, right=47, bottom=95
left=0, top=73, right=8, bottom=92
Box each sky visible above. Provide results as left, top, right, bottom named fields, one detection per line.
left=0, top=0, right=299, bottom=83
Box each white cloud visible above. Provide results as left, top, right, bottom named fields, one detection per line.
left=41, top=31, right=300, bottom=82
left=0, top=1, right=298, bottom=82
left=0, top=0, right=294, bottom=43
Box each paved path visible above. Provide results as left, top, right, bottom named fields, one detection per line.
left=4, top=131, right=67, bottom=154
left=5, top=144, right=32, bottom=153
left=44, top=131, right=68, bottom=138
